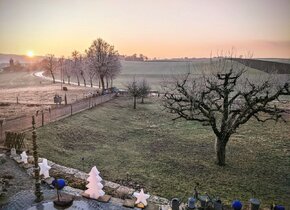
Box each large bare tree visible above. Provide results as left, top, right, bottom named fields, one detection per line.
left=162, top=57, right=290, bottom=166
left=42, top=54, right=57, bottom=83
left=86, top=38, right=120, bottom=93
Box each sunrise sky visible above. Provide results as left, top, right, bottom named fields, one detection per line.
left=0, top=0, right=289, bottom=58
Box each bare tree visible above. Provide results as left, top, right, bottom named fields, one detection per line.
left=64, top=58, right=73, bottom=85
left=86, top=38, right=120, bottom=94
left=78, top=55, right=86, bottom=87
left=127, top=78, right=141, bottom=109
left=106, top=54, right=121, bottom=89
left=139, top=79, right=151, bottom=103
left=162, top=56, right=290, bottom=166
left=58, top=56, right=65, bottom=84
left=42, top=54, right=57, bottom=83
left=84, top=57, right=96, bottom=87
left=72, top=50, right=81, bottom=86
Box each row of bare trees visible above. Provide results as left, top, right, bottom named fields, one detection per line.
left=41, top=38, right=121, bottom=93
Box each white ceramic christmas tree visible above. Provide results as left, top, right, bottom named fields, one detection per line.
left=85, top=166, right=105, bottom=199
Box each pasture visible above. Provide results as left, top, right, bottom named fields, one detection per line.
left=114, top=60, right=275, bottom=90
left=32, top=96, right=290, bottom=208
left=0, top=71, right=96, bottom=119
left=48, top=60, right=275, bottom=90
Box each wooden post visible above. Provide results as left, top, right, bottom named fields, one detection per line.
left=49, top=107, right=51, bottom=122
left=0, top=120, right=3, bottom=142
left=70, top=104, right=73, bottom=116
left=41, top=110, right=44, bottom=127
left=32, top=115, right=43, bottom=202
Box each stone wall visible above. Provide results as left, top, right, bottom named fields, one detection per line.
left=11, top=154, right=171, bottom=209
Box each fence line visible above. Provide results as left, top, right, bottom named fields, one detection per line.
left=0, top=93, right=115, bottom=144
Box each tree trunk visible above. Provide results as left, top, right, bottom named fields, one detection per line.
left=106, top=78, right=109, bottom=89
left=82, top=77, right=86, bottom=87
left=141, top=97, right=144, bottom=104
left=133, top=96, right=136, bottom=109
left=68, top=76, right=70, bottom=85
left=76, top=74, right=80, bottom=86
left=90, top=79, right=93, bottom=87
left=50, top=71, right=55, bottom=83
left=111, top=78, right=113, bottom=88
left=215, top=138, right=227, bottom=166
left=100, top=77, right=105, bottom=94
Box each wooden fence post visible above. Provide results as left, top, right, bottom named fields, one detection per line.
left=0, top=120, right=3, bottom=142
left=41, top=110, right=44, bottom=127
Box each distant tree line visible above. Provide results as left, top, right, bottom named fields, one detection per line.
left=120, top=54, right=148, bottom=61
left=40, top=38, right=121, bottom=94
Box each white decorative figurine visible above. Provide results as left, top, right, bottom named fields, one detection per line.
left=20, top=151, right=28, bottom=164
left=39, top=158, right=51, bottom=178
left=133, top=188, right=150, bottom=206
left=85, top=166, right=105, bottom=199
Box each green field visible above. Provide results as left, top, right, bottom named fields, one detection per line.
left=115, top=60, right=271, bottom=90
left=258, top=58, right=290, bottom=64
left=42, top=60, right=279, bottom=90
left=32, top=97, right=290, bottom=207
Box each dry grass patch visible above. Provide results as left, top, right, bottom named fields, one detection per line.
left=30, top=97, right=290, bottom=208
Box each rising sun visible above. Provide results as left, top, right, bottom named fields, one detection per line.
left=27, top=51, right=34, bottom=57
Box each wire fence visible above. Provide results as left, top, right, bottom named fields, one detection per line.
left=0, top=93, right=116, bottom=144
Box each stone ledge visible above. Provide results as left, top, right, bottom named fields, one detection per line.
left=74, top=171, right=89, bottom=180
left=103, top=180, right=120, bottom=190
left=115, top=185, right=135, bottom=199
left=11, top=154, right=170, bottom=208
left=148, top=195, right=169, bottom=205
left=62, top=186, right=83, bottom=197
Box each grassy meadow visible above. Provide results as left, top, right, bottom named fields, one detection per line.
left=32, top=96, right=290, bottom=207
left=47, top=60, right=278, bottom=90
left=115, top=60, right=271, bottom=90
